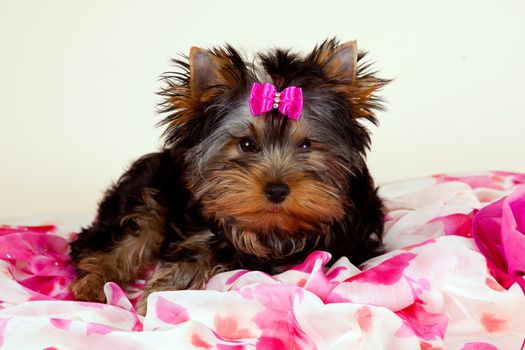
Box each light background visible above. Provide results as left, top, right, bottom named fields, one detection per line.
left=1, top=0, right=524, bottom=219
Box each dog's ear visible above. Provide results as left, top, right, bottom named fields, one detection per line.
left=189, top=47, right=220, bottom=96
left=159, top=45, right=248, bottom=146
left=310, top=39, right=389, bottom=122
left=321, top=41, right=358, bottom=82
left=189, top=46, right=247, bottom=97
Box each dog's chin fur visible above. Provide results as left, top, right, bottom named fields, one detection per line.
left=68, top=38, right=389, bottom=313
left=218, top=220, right=325, bottom=260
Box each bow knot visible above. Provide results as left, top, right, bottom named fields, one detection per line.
left=249, top=82, right=303, bottom=120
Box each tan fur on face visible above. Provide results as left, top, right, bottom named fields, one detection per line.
left=202, top=168, right=344, bottom=232
left=196, top=119, right=346, bottom=234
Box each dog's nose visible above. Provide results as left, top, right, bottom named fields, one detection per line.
left=264, top=182, right=290, bottom=203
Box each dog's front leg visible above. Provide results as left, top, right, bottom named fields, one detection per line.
left=136, top=260, right=227, bottom=315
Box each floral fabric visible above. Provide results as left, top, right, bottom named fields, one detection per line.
left=1, top=171, right=524, bottom=349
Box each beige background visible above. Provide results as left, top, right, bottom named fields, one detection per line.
left=1, top=0, right=524, bottom=220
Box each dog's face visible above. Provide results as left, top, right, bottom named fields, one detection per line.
left=159, top=39, right=387, bottom=258
left=189, top=107, right=349, bottom=234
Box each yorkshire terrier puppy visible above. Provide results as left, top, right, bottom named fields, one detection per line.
left=69, top=38, right=389, bottom=313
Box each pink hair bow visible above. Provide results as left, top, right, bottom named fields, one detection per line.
left=249, top=82, right=303, bottom=120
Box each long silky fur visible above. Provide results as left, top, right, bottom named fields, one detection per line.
left=69, top=38, right=389, bottom=311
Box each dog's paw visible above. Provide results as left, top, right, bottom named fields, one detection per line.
left=135, top=295, right=148, bottom=316
left=70, top=274, right=107, bottom=303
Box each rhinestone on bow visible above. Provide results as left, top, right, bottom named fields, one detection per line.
left=273, top=92, right=281, bottom=109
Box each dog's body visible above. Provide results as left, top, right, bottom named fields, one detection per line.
left=69, top=39, right=388, bottom=313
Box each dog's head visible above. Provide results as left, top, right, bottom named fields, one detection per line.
left=159, top=39, right=388, bottom=259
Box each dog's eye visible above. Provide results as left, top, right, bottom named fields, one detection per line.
left=238, top=137, right=259, bottom=153
left=298, top=139, right=311, bottom=151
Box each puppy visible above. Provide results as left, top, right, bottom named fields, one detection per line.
left=69, top=38, right=389, bottom=313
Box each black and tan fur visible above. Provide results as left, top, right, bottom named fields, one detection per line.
left=69, top=38, right=389, bottom=313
